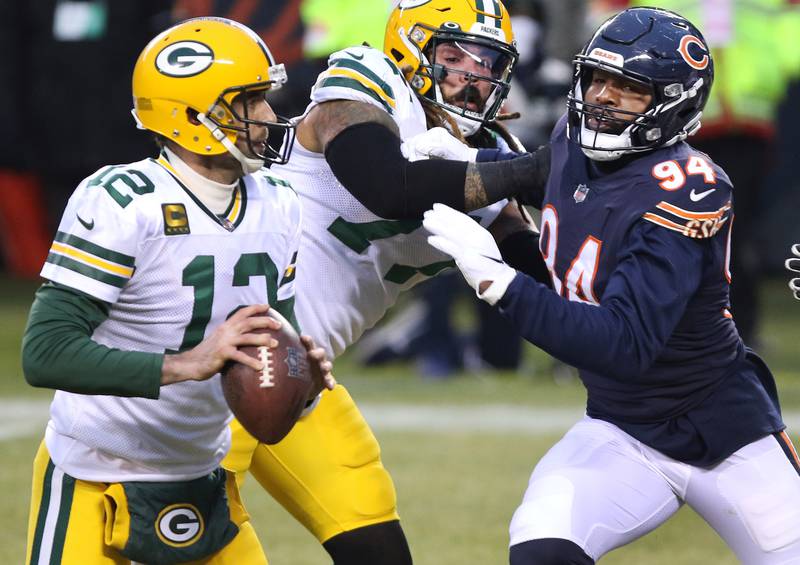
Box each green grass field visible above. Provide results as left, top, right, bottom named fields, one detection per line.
left=1, top=276, right=797, bottom=564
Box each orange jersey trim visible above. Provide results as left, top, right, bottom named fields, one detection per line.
left=656, top=200, right=731, bottom=221
left=642, top=212, right=687, bottom=234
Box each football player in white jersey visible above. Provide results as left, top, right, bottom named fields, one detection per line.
left=21, top=18, right=333, bottom=565
left=221, top=1, right=550, bottom=563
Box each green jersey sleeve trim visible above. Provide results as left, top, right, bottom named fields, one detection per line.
left=45, top=252, right=129, bottom=288
left=22, top=283, right=162, bottom=399
left=317, top=77, right=394, bottom=114
left=330, top=58, right=396, bottom=101
left=54, top=231, right=136, bottom=267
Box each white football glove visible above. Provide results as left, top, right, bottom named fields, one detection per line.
left=423, top=203, right=517, bottom=305
left=786, top=243, right=800, bottom=300
left=400, top=127, right=479, bottom=162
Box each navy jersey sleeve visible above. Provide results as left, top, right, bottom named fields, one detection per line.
left=497, top=219, right=704, bottom=380
left=476, top=147, right=523, bottom=162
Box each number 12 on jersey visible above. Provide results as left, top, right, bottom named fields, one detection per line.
left=175, top=252, right=282, bottom=352
left=540, top=205, right=602, bottom=305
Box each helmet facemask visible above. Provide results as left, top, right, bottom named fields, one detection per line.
left=411, top=25, right=517, bottom=135
left=567, top=60, right=661, bottom=161
left=197, top=65, right=296, bottom=173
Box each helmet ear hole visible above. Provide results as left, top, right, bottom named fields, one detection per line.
left=186, top=108, right=202, bottom=126
left=391, top=48, right=405, bottom=62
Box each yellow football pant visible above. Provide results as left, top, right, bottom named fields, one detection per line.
left=223, top=384, right=399, bottom=543
left=26, top=442, right=268, bottom=565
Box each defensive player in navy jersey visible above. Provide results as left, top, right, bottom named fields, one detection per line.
left=422, top=7, right=800, bottom=564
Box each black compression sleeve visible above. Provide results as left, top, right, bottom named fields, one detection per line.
left=324, top=122, right=468, bottom=219
left=478, top=146, right=550, bottom=209
left=498, top=230, right=552, bottom=288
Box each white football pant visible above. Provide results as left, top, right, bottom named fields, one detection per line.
left=510, top=416, right=800, bottom=563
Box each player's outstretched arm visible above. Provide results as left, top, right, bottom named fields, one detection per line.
left=161, top=304, right=281, bottom=385
left=786, top=244, right=800, bottom=300
left=305, top=100, right=550, bottom=219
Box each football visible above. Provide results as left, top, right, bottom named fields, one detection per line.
left=221, top=308, right=312, bottom=444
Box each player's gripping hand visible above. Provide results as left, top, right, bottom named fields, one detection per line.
left=401, top=126, right=479, bottom=162
left=161, top=304, right=281, bottom=385
left=300, top=334, right=336, bottom=401
left=786, top=244, right=800, bottom=300
left=423, top=203, right=517, bottom=305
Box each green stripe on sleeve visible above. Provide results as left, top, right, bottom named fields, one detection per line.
left=318, top=77, right=393, bottom=114
left=46, top=252, right=129, bottom=288
left=54, top=231, right=135, bottom=267
left=331, top=58, right=396, bottom=101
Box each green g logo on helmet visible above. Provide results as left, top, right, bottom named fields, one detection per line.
left=155, top=41, right=214, bottom=77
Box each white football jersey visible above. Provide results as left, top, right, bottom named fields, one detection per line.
left=273, top=45, right=505, bottom=358
left=40, top=155, right=301, bottom=482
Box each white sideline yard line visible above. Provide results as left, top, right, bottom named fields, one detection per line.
left=2, top=399, right=800, bottom=441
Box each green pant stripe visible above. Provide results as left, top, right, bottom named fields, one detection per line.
left=48, top=473, right=76, bottom=564
left=28, top=460, right=55, bottom=565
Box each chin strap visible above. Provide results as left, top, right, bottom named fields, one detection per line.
left=196, top=112, right=264, bottom=175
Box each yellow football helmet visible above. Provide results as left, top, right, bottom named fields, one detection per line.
left=384, top=0, right=518, bottom=133
left=132, top=17, right=295, bottom=172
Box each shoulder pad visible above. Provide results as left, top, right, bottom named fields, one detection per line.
left=642, top=152, right=732, bottom=240
left=312, top=46, right=403, bottom=115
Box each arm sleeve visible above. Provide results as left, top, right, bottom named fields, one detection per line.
left=324, top=122, right=550, bottom=218
left=22, top=283, right=163, bottom=397
left=496, top=221, right=704, bottom=380
left=325, top=122, right=468, bottom=219
left=498, top=229, right=552, bottom=287
left=474, top=147, right=549, bottom=209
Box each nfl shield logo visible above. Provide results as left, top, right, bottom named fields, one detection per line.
left=573, top=184, right=590, bottom=203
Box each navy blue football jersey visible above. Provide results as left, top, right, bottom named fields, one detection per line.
left=497, top=116, right=784, bottom=466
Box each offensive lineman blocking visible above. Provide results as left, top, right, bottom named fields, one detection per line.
left=221, top=1, right=550, bottom=562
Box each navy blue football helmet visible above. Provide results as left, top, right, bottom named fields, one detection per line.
left=567, top=7, right=714, bottom=161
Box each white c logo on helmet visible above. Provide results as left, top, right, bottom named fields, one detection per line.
left=156, top=505, right=204, bottom=546
left=155, top=41, right=214, bottom=77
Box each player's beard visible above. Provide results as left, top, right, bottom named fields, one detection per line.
left=446, top=84, right=486, bottom=113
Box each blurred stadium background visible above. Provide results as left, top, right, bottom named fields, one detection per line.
left=2, top=1, right=800, bottom=563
